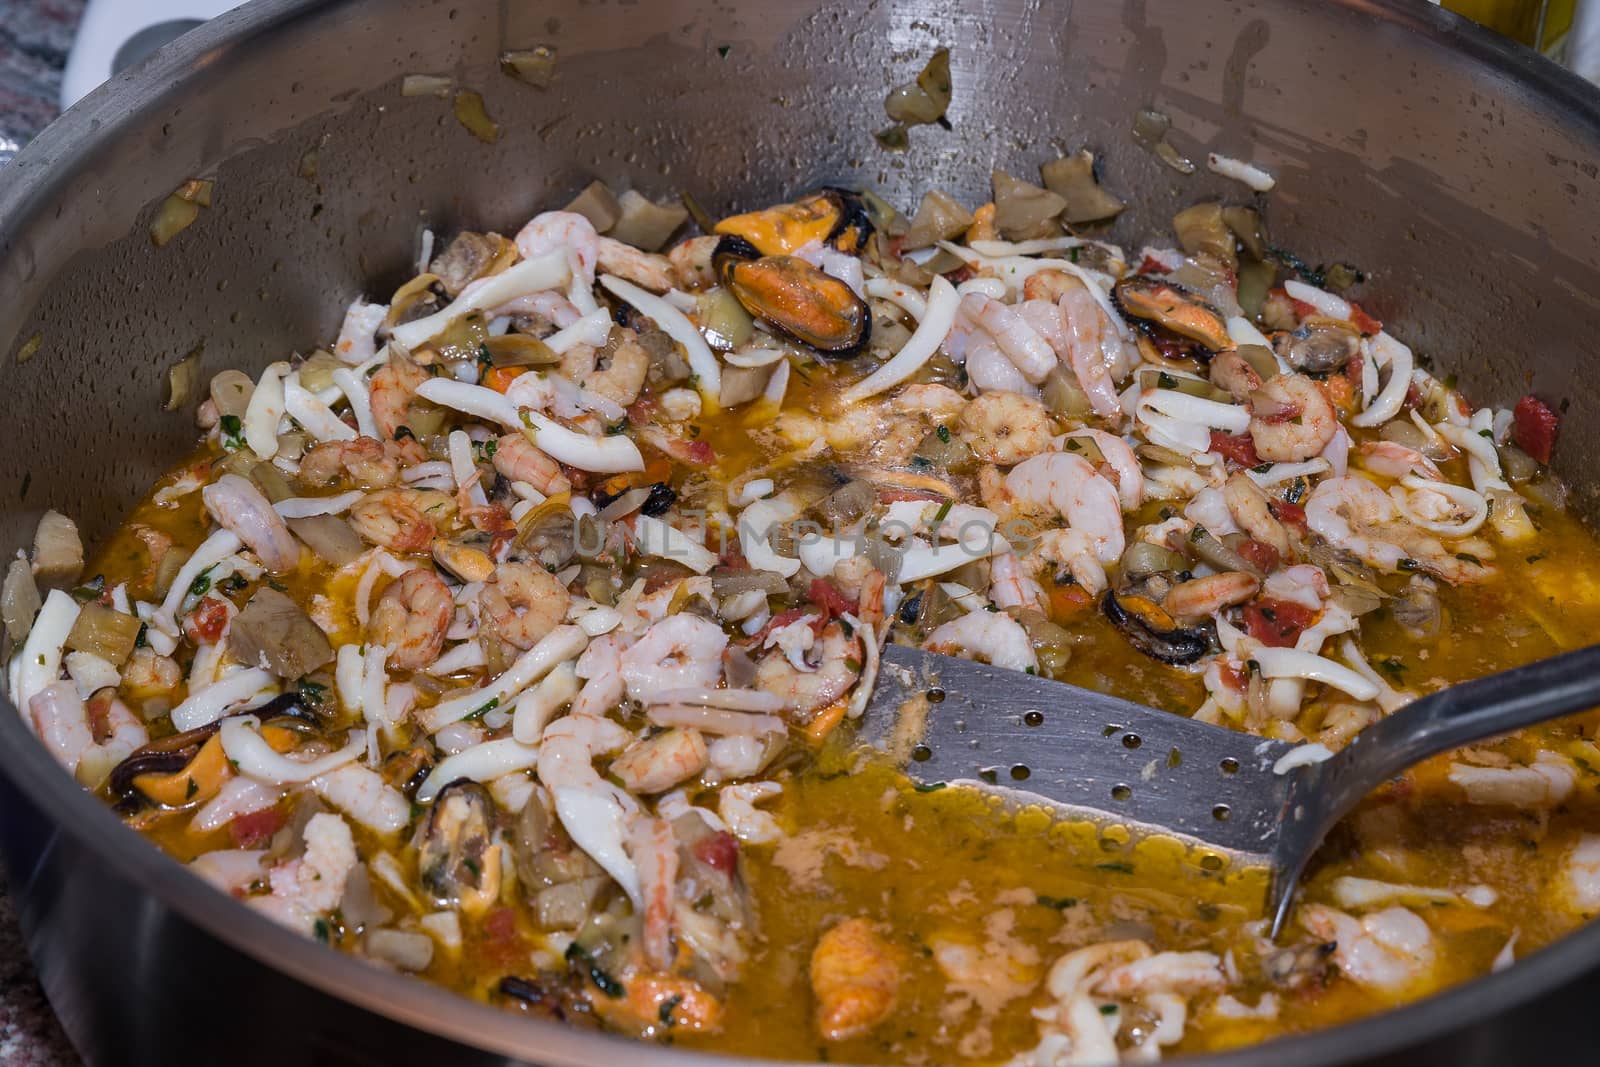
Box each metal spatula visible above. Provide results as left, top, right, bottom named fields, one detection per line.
left=860, top=641, right=1600, bottom=938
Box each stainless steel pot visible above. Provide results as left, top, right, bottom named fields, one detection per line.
left=2, top=1, right=1598, bottom=1064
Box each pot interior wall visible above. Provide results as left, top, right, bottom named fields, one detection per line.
left=1, top=0, right=1598, bottom=556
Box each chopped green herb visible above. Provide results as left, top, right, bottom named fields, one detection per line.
left=564, top=942, right=625, bottom=998
left=837, top=618, right=855, bottom=638
left=313, top=919, right=331, bottom=943
left=1099, top=1003, right=1119, bottom=1016
left=909, top=455, right=933, bottom=471
left=267, top=578, right=289, bottom=593
left=462, top=857, right=481, bottom=878
left=188, top=571, right=213, bottom=598
left=843, top=658, right=862, bottom=673
left=219, top=413, right=244, bottom=450
left=912, top=781, right=947, bottom=793
left=716, top=44, right=731, bottom=58
left=1095, top=861, right=1135, bottom=874
left=1378, top=658, right=1407, bottom=682
left=484, top=438, right=498, bottom=459
left=660, top=993, right=684, bottom=1027
left=467, top=697, right=501, bottom=720
left=220, top=573, right=249, bottom=593
left=1478, top=428, right=1493, bottom=439
left=1068, top=246, right=1081, bottom=263
left=70, top=575, right=106, bottom=602
left=478, top=343, right=494, bottom=367
left=185, top=777, right=199, bottom=799
left=1157, top=371, right=1178, bottom=390
left=933, top=499, right=953, bottom=523
left=134, top=624, right=149, bottom=648
left=1251, top=462, right=1274, bottom=474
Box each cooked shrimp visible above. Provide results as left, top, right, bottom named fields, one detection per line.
left=1004, top=452, right=1125, bottom=564
left=668, top=236, right=720, bottom=290
left=1305, top=476, right=1491, bottom=584
left=479, top=562, right=572, bottom=651
left=249, top=813, right=358, bottom=935
left=348, top=488, right=456, bottom=554
left=596, top=237, right=675, bottom=293
left=958, top=390, right=1053, bottom=465
left=1298, top=904, right=1435, bottom=991
left=1021, top=268, right=1081, bottom=304
left=29, top=683, right=146, bottom=780
left=925, top=609, right=1038, bottom=673
left=1162, top=572, right=1261, bottom=622
left=756, top=620, right=861, bottom=717
left=1062, top=428, right=1143, bottom=510
left=299, top=435, right=426, bottom=489
left=965, top=335, right=1038, bottom=396
left=369, top=351, right=430, bottom=440
left=891, top=382, right=967, bottom=421
left=1357, top=440, right=1443, bottom=481
left=719, top=780, right=784, bottom=843
left=1029, top=528, right=1109, bottom=596
left=1209, top=349, right=1265, bottom=403
left=122, top=647, right=182, bottom=696
left=1224, top=472, right=1290, bottom=557
left=202, top=473, right=300, bottom=573
left=618, top=615, right=727, bottom=701
left=1058, top=286, right=1124, bottom=417
left=1249, top=373, right=1338, bottom=462
left=810, top=918, right=900, bottom=1042
left=990, top=551, right=1045, bottom=610
left=368, top=569, right=453, bottom=670
left=962, top=293, right=1056, bottom=384
left=611, top=728, right=709, bottom=794
left=584, top=333, right=650, bottom=407
left=490, top=432, right=572, bottom=496
left=514, top=210, right=599, bottom=282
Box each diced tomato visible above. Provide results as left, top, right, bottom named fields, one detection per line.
left=1404, top=380, right=1425, bottom=410
left=184, top=596, right=231, bottom=644
left=230, top=807, right=286, bottom=849
left=482, top=366, right=528, bottom=393
left=1235, top=539, right=1282, bottom=573
left=693, top=831, right=739, bottom=875
left=626, top=396, right=658, bottom=424
left=1048, top=581, right=1094, bottom=621
left=1512, top=394, right=1560, bottom=465
left=1137, top=255, right=1170, bottom=275
left=1242, top=597, right=1317, bottom=648
left=943, top=265, right=976, bottom=285
left=718, top=545, right=751, bottom=570
left=1269, top=499, right=1307, bottom=533
left=886, top=235, right=907, bottom=260
left=680, top=439, right=716, bottom=466
left=747, top=607, right=824, bottom=645
left=1348, top=302, right=1382, bottom=335
left=877, top=488, right=944, bottom=503
left=1210, top=431, right=1260, bottom=468
left=808, top=578, right=858, bottom=619
left=485, top=907, right=518, bottom=942
left=1218, top=660, right=1249, bottom=693
left=1288, top=295, right=1319, bottom=320
left=479, top=906, right=527, bottom=965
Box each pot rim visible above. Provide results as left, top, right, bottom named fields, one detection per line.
left=2, top=0, right=1599, bottom=1064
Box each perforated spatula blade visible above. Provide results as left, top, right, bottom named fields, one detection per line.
left=859, top=643, right=1297, bottom=860
left=859, top=641, right=1600, bottom=939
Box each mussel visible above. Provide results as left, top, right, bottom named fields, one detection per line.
left=1273, top=318, right=1361, bottom=375
left=713, top=189, right=871, bottom=257
left=415, top=779, right=502, bottom=915
left=1102, top=588, right=1211, bottom=665
left=1113, top=276, right=1232, bottom=354
left=714, top=236, right=870, bottom=355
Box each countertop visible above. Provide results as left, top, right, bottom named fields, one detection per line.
left=1, top=6, right=90, bottom=1063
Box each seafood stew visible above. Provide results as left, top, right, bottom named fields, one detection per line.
left=7, top=158, right=1600, bottom=1065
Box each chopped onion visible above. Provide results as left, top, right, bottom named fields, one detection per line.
left=599, top=274, right=721, bottom=401
left=221, top=715, right=364, bottom=784
left=842, top=275, right=958, bottom=404
left=1207, top=152, right=1276, bottom=192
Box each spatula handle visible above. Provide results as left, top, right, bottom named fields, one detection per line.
left=1341, top=642, right=1600, bottom=794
